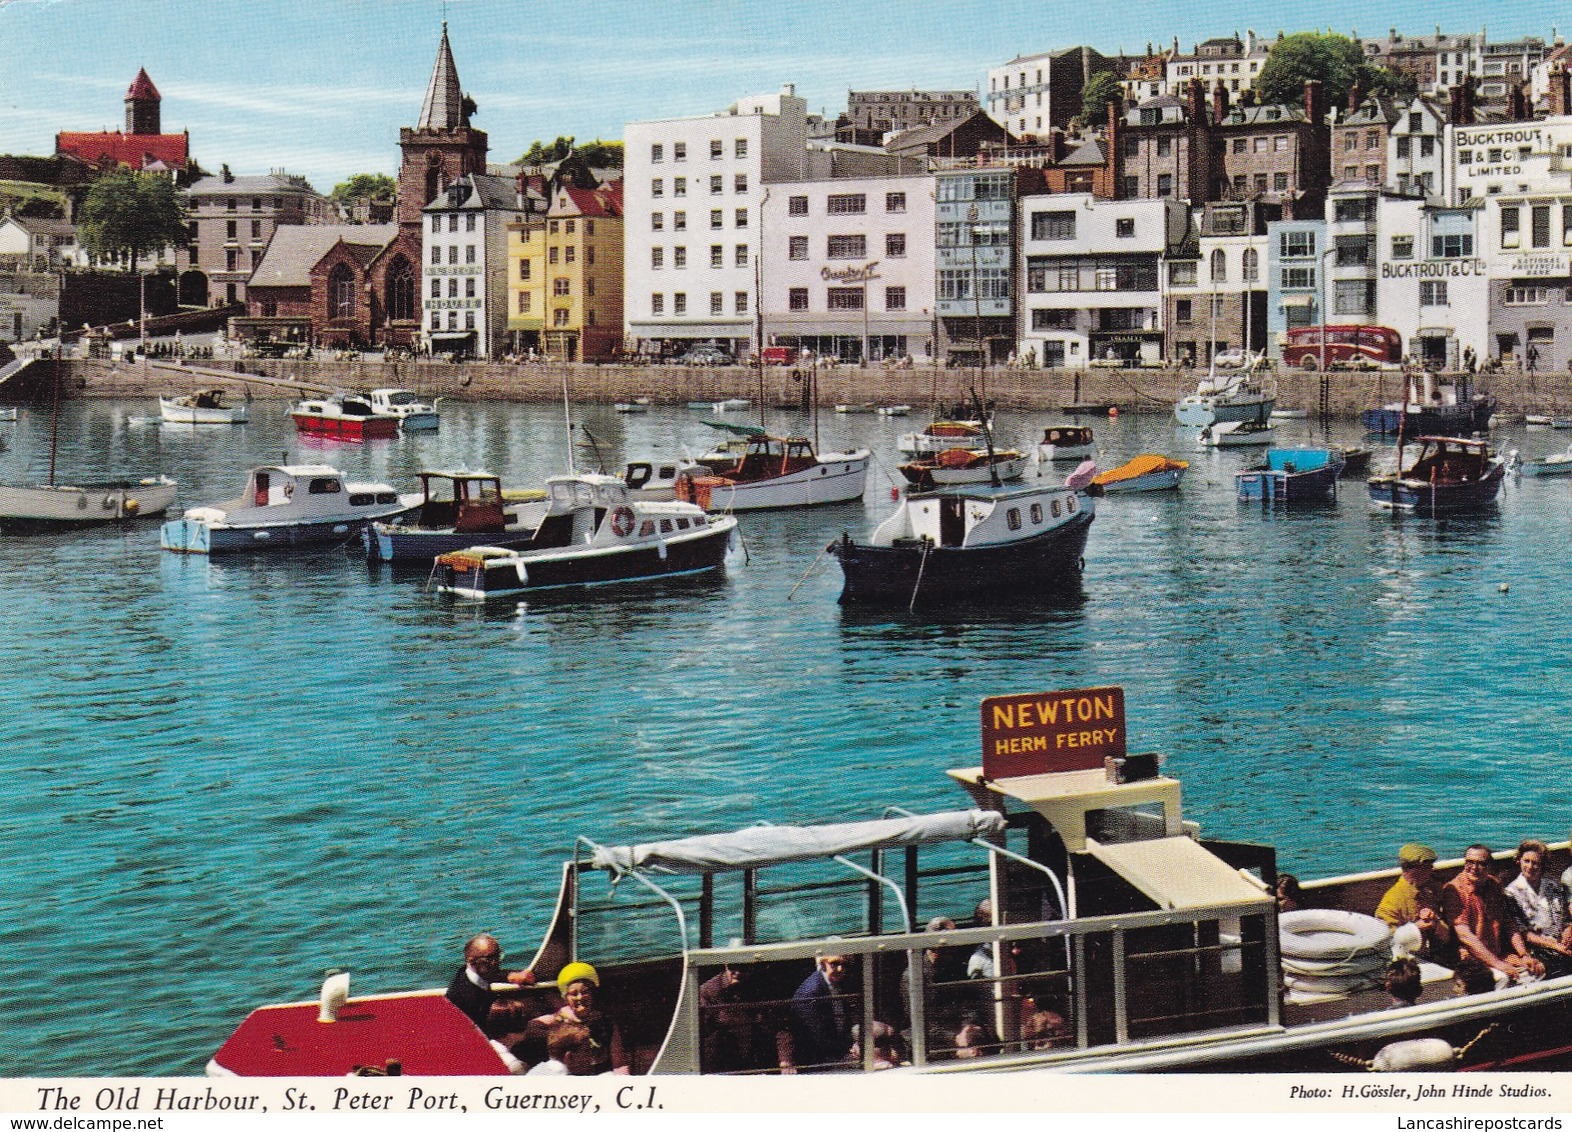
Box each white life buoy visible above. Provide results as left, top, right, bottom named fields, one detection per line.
left=609, top=506, right=635, bottom=537
left=1370, top=1038, right=1457, bottom=1072
left=1279, top=909, right=1392, bottom=962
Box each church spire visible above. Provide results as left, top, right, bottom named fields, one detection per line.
left=417, top=22, right=465, bottom=131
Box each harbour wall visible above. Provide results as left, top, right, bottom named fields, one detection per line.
left=28, top=357, right=1571, bottom=417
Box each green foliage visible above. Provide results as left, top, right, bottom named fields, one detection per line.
left=1255, top=32, right=1390, bottom=110
left=514, top=137, right=624, bottom=169
left=330, top=172, right=396, bottom=202
left=1080, top=71, right=1126, bottom=126
left=76, top=171, right=187, bottom=272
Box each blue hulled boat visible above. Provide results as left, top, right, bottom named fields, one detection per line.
left=1235, top=447, right=1345, bottom=506
left=1367, top=436, right=1505, bottom=514
left=1360, top=374, right=1495, bottom=442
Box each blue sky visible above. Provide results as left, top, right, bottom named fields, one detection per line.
left=0, top=0, right=1566, bottom=193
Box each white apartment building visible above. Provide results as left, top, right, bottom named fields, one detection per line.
left=1166, top=201, right=1271, bottom=365
left=624, top=86, right=810, bottom=357
left=421, top=172, right=524, bottom=359
left=1159, top=33, right=1269, bottom=99
left=1019, top=194, right=1187, bottom=368
left=760, top=172, right=935, bottom=363
left=1372, top=195, right=1488, bottom=368
left=1387, top=97, right=1449, bottom=198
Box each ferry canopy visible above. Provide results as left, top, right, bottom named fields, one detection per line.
left=1085, top=835, right=1273, bottom=911
left=590, top=810, right=1007, bottom=874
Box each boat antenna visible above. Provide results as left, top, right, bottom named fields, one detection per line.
left=579, top=426, right=607, bottom=474
left=971, top=386, right=1001, bottom=487
left=753, top=252, right=768, bottom=434
left=561, top=369, right=575, bottom=474
left=47, top=352, right=61, bottom=486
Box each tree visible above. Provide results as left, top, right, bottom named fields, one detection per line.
left=1255, top=32, right=1409, bottom=110
left=330, top=173, right=396, bottom=203
left=517, top=136, right=575, bottom=165
left=1080, top=71, right=1125, bottom=126
left=76, top=170, right=187, bottom=272
left=514, top=137, right=624, bottom=169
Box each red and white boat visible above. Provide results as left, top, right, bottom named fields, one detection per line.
left=290, top=395, right=400, bottom=441
left=676, top=433, right=869, bottom=511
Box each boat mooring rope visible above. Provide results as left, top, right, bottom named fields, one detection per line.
left=1328, top=1023, right=1498, bottom=1071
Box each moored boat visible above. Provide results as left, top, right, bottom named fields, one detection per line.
left=1090, top=454, right=1187, bottom=494
left=1035, top=424, right=1095, bottom=464
left=828, top=464, right=1096, bottom=605
left=1367, top=435, right=1505, bottom=514
left=1361, top=373, right=1495, bottom=443
left=897, top=420, right=991, bottom=456
left=1235, top=447, right=1345, bottom=506
left=430, top=473, right=736, bottom=598
left=676, top=433, right=870, bottom=511
left=161, top=464, right=418, bottom=554
left=290, top=395, right=401, bottom=440
left=366, top=388, right=439, bottom=430
left=1174, top=375, right=1275, bottom=427
left=1198, top=420, right=1276, bottom=447
left=158, top=388, right=249, bottom=425
left=0, top=476, right=177, bottom=531
left=366, top=470, right=547, bottom=562
left=897, top=447, right=1030, bottom=491
left=1517, top=444, right=1572, bottom=478
left=209, top=686, right=1572, bottom=1077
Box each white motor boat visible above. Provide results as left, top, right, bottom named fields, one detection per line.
left=161, top=464, right=419, bottom=554
left=1174, top=375, right=1275, bottom=427
left=158, top=388, right=249, bottom=425
left=676, top=433, right=870, bottom=511
left=1198, top=420, right=1276, bottom=448
left=366, top=388, right=439, bottom=430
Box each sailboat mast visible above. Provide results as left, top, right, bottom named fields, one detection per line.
left=561, top=370, right=575, bottom=474
left=47, top=353, right=61, bottom=486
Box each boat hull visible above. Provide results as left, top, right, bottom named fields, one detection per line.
left=1367, top=464, right=1505, bottom=513
left=1235, top=449, right=1344, bottom=505
left=393, top=411, right=439, bottom=431
left=1361, top=399, right=1495, bottom=441
left=899, top=453, right=1030, bottom=490
left=831, top=509, right=1093, bottom=604
left=1174, top=393, right=1274, bottom=427
left=434, top=521, right=735, bottom=598
left=1520, top=456, right=1572, bottom=477
left=684, top=453, right=870, bottom=511
left=367, top=524, right=533, bottom=563
left=290, top=413, right=399, bottom=440
left=158, top=399, right=249, bottom=425
left=0, top=478, right=177, bottom=529
left=163, top=505, right=416, bottom=555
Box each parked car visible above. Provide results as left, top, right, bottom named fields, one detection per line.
left=677, top=344, right=735, bottom=366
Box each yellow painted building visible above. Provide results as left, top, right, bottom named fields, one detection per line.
left=505, top=217, right=547, bottom=357
left=507, top=180, right=623, bottom=361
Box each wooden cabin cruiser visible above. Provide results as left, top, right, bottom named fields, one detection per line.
left=158, top=387, right=249, bottom=425
left=828, top=464, right=1096, bottom=605
left=897, top=420, right=991, bottom=456
left=209, top=686, right=1572, bottom=1077
left=366, top=388, right=439, bottom=431
left=0, top=475, right=177, bottom=531
left=1174, top=375, right=1275, bottom=427
left=161, top=464, right=418, bottom=554
left=366, top=470, right=547, bottom=563
left=1035, top=425, right=1095, bottom=464
left=1091, top=454, right=1187, bottom=494
left=431, top=473, right=737, bottom=598
left=897, top=448, right=1031, bottom=491
left=676, top=434, right=870, bottom=511
left=1367, top=436, right=1505, bottom=514
left=290, top=395, right=400, bottom=440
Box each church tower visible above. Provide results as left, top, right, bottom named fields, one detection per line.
left=125, top=68, right=161, bottom=135
left=397, top=24, right=488, bottom=233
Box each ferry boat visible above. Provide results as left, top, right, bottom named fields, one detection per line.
left=207, top=686, right=1572, bottom=1077
left=1367, top=436, right=1505, bottom=514
left=828, top=465, right=1096, bottom=605
left=430, top=473, right=736, bottom=598
left=290, top=395, right=400, bottom=441
left=161, top=464, right=417, bottom=554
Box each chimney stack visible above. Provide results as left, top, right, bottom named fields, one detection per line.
left=1187, top=77, right=1205, bottom=121
left=1550, top=66, right=1572, bottom=118
left=1347, top=79, right=1365, bottom=113
left=1508, top=82, right=1528, bottom=122
left=1212, top=80, right=1230, bottom=123
left=1303, top=79, right=1326, bottom=125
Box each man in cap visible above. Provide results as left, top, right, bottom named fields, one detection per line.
left=445, top=933, right=535, bottom=1028
left=1374, top=843, right=1453, bottom=962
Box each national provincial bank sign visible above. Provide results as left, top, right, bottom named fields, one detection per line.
left=981, top=686, right=1126, bottom=777
left=1381, top=259, right=1486, bottom=279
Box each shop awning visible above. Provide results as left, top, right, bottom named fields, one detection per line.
left=429, top=332, right=476, bottom=342
left=1279, top=294, right=1315, bottom=308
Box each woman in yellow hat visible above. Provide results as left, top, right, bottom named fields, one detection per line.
left=526, top=961, right=629, bottom=1074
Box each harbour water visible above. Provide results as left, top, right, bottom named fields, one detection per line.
left=4, top=397, right=1572, bottom=1075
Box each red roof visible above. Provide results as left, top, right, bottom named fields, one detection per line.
left=126, top=68, right=161, bottom=102
left=559, top=182, right=623, bottom=219
left=55, top=131, right=188, bottom=171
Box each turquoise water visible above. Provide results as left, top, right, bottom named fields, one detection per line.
left=3, top=399, right=1571, bottom=1075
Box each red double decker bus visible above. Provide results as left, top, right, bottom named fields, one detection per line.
left=1281, top=325, right=1402, bottom=370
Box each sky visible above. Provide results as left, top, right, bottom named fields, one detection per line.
left=0, top=0, right=1568, bottom=194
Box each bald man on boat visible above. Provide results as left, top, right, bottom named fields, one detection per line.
left=445, top=933, right=535, bottom=1028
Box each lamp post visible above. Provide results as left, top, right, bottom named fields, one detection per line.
left=1319, top=244, right=1336, bottom=372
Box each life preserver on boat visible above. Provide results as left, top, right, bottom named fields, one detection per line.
left=609, top=506, right=636, bottom=537
left=1370, top=1038, right=1458, bottom=1072
left=1278, top=909, right=1392, bottom=961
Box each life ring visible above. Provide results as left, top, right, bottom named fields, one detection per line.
left=609, top=506, right=636, bottom=537
left=1278, top=909, right=1391, bottom=962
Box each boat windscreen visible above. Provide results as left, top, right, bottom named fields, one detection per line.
left=589, top=809, right=1007, bottom=874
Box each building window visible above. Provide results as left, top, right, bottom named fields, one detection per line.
left=674, top=211, right=687, bottom=231
left=735, top=174, right=748, bottom=193
left=710, top=174, right=723, bottom=194
left=564, top=246, right=575, bottom=264
left=886, top=192, right=906, bottom=213
left=789, top=236, right=808, bottom=260
left=1116, top=218, right=1135, bottom=238
left=430, top=246, right=440, bottom=265
left=788, top=195, right=808, bottom=216
left=328, top=264, right=355, bottom=319
left=735, top=291, right=748, bottom=314
left=430, top=278, right=441, bottom=298
left=1432, top=233, right=1472, bottom=258
left=1210, top=248, right=1227, bottom=282
left=1031, top=308, right=1074, bottom=330
left=430, top=312, right=440, bottom=330
left=1169, top=261, right=1198, bottom=286
left=1157, top=173, right=1174, bottom=196
left=1335, top=279, right=1372, bottom=315
left=826, top=193, right=867, bottom=214
left=1501, top=207, right=1520, bottom=248
left=652, top=179, right=664, bottom=198
left=430, top=215, right=440, bottom=233
left=674, top=292, right=686, bottom=313
left=674, top=177, right=686, bottom=197
left=1273, top=172, right=1289, bottom=192
left=548, top=247, right=559, bottom=264
left=710, top=245, right=723, bottom=268
left=827, top=287, right=864, bottom=310
left=651, top=143, right=663, bottom=163
left=1156, top=137, right=1172, bottom=157
left=465, top=278, right=476, bottom=298
left=1175, top=299, right=1192, bottom=323
left=885, top=285, right=905, bottom=311
left=1533, top=205, right=1552, bottom=248
left=886, top=232, right=906, bottom=257
left=788, top=287, right=808, bottom=311
left=710, top=291, right=723, bottom=315
left=448, top=245, right=459, bottom=265
left=673, top=247, right=687, bottom=269
left=226, top=220, right=237, bottom=239
left=449, top=214, right=459, bottom=232
left=1280, top=230, right=1316, bottom=258
left=518, top=292, right=530, bottom=313
left=447, top=278, right=458, bottom=299
left=1420, top=280, right=1448, bottom=306
left=652, top=247, right=664, bottom=269
left=652, top=212, right=664, bottom=231
left=735, top=244, right=748, bottom=266
left=1391, top=235, right=1414, bottom=259
left=553, top=278, right=570, bottom=296
left=1282, top=266, right=1315, bottom=289
left=711, top=209, right=723, bottom=229
left=674, top=142, right=686, bottom=161
left=466, top=214, right=477, bottom=232
left=652, top=293, right=664, bottom=314
left=710, top=139, right=723, bottom=159
left=1032, top=211, right=1075, bottom=240
left=552, top=308, right=568, bottom=326
left=735, top=138, right=748, bottom=158
left=827, top=235, right=867, bottom=259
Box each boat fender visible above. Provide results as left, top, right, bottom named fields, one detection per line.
left=610, top=506, right=636, bottom=537
left=123, top=499, right=139, bottom=517
left=77, top=494, right=88, bottom=510
left=514, top=560, right=528, bottom=586
left=1278, top=909, right=1391, bottom=961
left=1370, top=1038, right=1457, bottom=1072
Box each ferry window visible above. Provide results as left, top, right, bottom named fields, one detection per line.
left=348, top=493, right=374, bottom=506
left=639, top=520, right=655, bottom=536
left=1030, top=503, right=1043, bottom=524
left=307, top=479, right=341, bottom=494
left=1051, top=499, right=1061, bottom=518
left=660, top=519, right=674, bottom=533
left=1007, top=508, right=1022, bottom=531
left=676, top=518, right=690, bottom=529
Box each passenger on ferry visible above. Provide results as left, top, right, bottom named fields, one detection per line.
left=1020, top=1003, right=1072, bottom=1049
left=1275, top=874, right=1304, bottom=913
left=525, top=962, right=629, bottom=1074
left=444, top=933, right=536, bottom=1028
left=1442, top=845, right=1545, bottom=982
left=782, top=953, right=857, bottom=1072
left=1504, top=839, right=1572, bottom=976
left=1451, top=957, right=1498, bottom=996
left=698, top=960, right=786, bottom=1074
left=483, top=997, right=533, bottom=1074
left=966, top=899, right=996, bottom=979
left=525, top=1022, right=599, bottom=1076
left=1383, top=958, right=1423, bottom=1008
left=850, top=1021, right=906, bottom=1069
left=898, top=917, right=966, bottom=1023
left=1374, top=843, right=1453, bottom=960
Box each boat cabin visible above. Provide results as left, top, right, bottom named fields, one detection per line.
left=1400, top=437, right=1494, bottom=484
left=874, top=483, right=1085, bottom=549
left=235, top=465, right=398, bottom=512
left=412, top=471, right=505, bottom=532
left=699, top=435, right=819, bottom=479
left=1040, top=426, right=1093, bottom=448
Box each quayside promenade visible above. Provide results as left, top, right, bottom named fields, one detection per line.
left=19, top=356, right=1568, bottom=417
